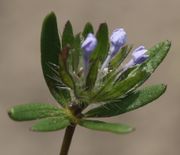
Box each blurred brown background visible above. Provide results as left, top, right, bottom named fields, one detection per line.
left=0, top=0, right=179, bottom=155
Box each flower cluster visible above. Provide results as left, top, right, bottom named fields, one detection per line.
left=81, top=28, right=149, bottom=74
left=8, top=13, right=171, bottom=155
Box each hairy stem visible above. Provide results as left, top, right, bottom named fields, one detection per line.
left=60, top=124, right=76, bottom=155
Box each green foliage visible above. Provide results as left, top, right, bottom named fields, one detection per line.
left=8, top=103, right=64, bottom=121
left=79, top=119, right=134, bottom=134
left=91, top=70, right=147, bottom=102
left=58, top=47, right=75, bottom=89
left=85, top=23, right=109, bottom=90
left=85, top=84, right=166, bottom=117
left=125, top=40, right=171, bottom=90
left=41, top=12, right=70, bottom=106
left=109, top=45, right=133, bottom=70
left=32, top=116, right=70, bottom=132
left=85, top=60, right=99, bottom=90
left=62, top=21, right=74, bottom=48
left=144, top=40, right=171, bottom=73
left=9, top=12, right=171, bottom=135
left=71, top=34, right=81, bottom=73
left=91, top=23, right=109, bottom=62
left=82, top=22, right=94, bottom=38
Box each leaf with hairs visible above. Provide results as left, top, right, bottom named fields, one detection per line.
left=79, top=119, right=134, bottom=134
left=109, top=45, right=133, bottom=70
left=32, top=116, right=70, bottom=132
left=85, top=84, right=167, bottom=117
left=41, top=12, right=70, bottom=106
left=8, top=103, right=65, bottom=121
left=120, top=41, right=171, bottom=89
left=92, top=70, right=148, bottom=102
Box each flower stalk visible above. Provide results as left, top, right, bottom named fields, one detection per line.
left=60, top=124, right=76, bottom=155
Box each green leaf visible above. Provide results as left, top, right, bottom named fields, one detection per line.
left=109, top=45, right=133, bottom=70
left=100, top=45, right=133, bottom=89
left=85, top=23, right=109, bottom=90
left=82, top=22, right=94, bottom=38
left=92, top=70, right=148, bottom=102
left=32, top=116, right=70, bottom=132
left=144, top=40, right=171, bottom=73
left=51, top=87, right=71, bottom=107
left=72, top=34, right=81, bottom=73
left=62, top=21, right=74, bottom=48
left=79, top=119, right=134, bottom=134
left=104, top=40, right=171, bottom=99
left=61, top=21, right=75, bottom=75
left=124, top=41, right=171, bottom=90
left=116, top=66, right=137, bottom=82
left=85, top=84, right=167, bottom=118
left=91, top=23, right=109, bottom=62
left=8, top=103, right=65, bottom=121
left=85, top=60, right=99, bottom=90
left=59, top=47, right=75, bottom=89
left=41, top=12, right=70, bottom=106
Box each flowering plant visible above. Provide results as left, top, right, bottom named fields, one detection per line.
left=8, top=12, right=171, bottom=155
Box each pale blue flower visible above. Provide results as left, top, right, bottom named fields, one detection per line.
left=101, top=28, right=127, bottom=71
left=81, top=33, right=97, bottom=76
left=125, top=46, right=149, bottom=68
left=109, top=28, right=127, bottom=57
left=81, top=33, right=97, bottom=55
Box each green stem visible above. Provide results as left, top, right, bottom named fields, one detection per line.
left=60, top=124, right=76, bottom=155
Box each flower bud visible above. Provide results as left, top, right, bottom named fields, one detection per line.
left=81, top=33, right=97, bottom=76
left=109, top=28, right=127, bottom=57
left=132, top=46, right=149, bottom=64
left=101, top=28, right=127, bottom=71
left=81, top=33, right=97, bottom=55
left=124, top=46, right=149, bottom=68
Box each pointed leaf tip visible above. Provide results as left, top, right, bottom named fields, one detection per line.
left=62, top=20, right=74, bottom=48
left=41, top=12, right=63, bottom=103
left=91, top=23, right=109, bottom=62
left=82, top=22, right=94, bottom=38
left=47, top=12, right=56, bottom=18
